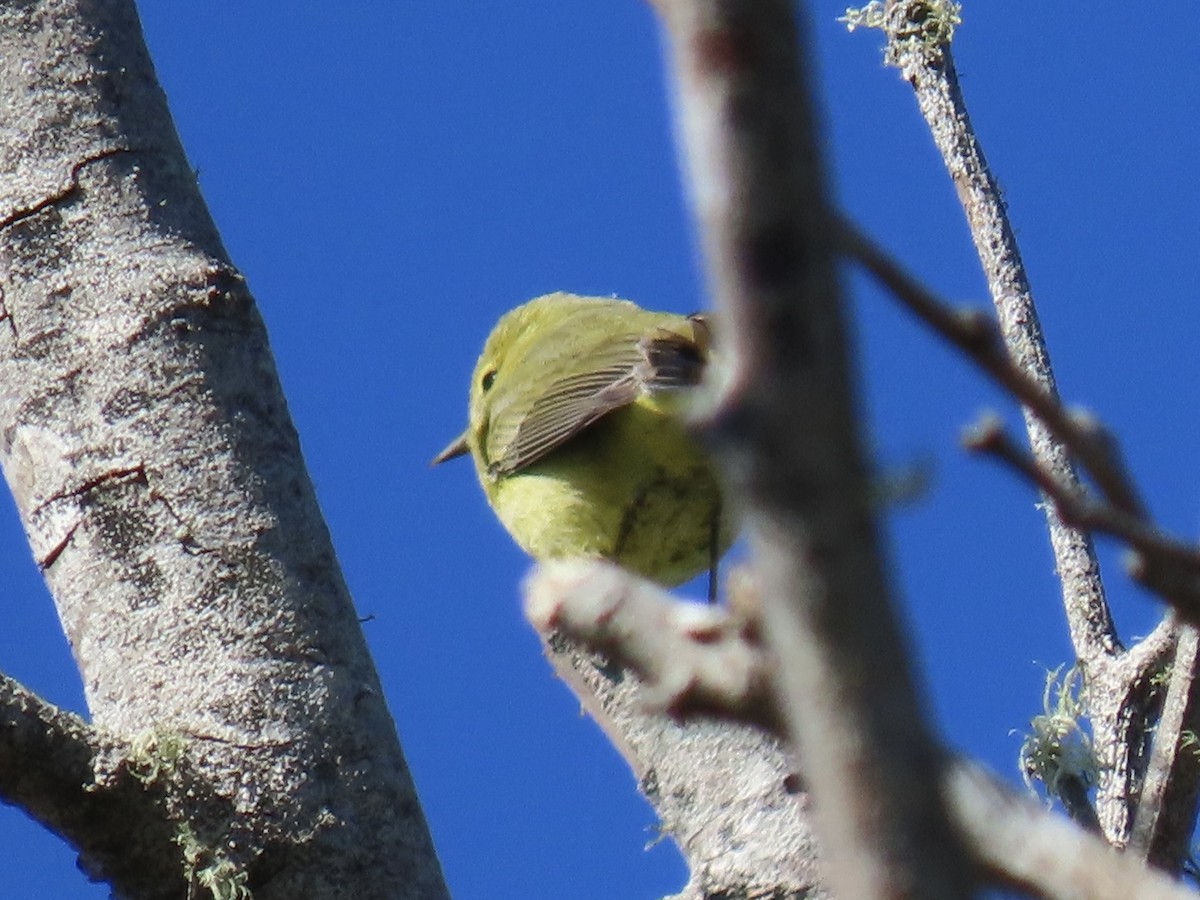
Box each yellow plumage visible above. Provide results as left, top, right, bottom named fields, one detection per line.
left=435, top=292, right=734, bottom=594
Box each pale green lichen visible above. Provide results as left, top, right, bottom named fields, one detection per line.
left=1181, top=728, right=1200, bottom=761
left=177, top=823, right=253, bottom=900
left=127, top=728, right=188, bottom=784
left=1151, top=666, right=1173, bottom=688
left=841, top=1, right=963, bottom=63
left=1019, top=666, right=1099, bottom=800
left=127, top=730, right=253, bottom=899
left=840, top=2, right=887, bottom=31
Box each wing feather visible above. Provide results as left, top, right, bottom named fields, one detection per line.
left=485, top=314, right=709, bottom=476
left=488, top=353, right=641, bottom=475
left=637, top=323, right=707, bottom=390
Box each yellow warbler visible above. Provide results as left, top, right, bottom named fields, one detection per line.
left=434, top=292, right=734, bottom=598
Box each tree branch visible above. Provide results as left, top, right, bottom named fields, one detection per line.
left=841, top=219, right=1142, bottom=519
left=0, top=671, right=187, bottom=897
left=1130, top=626, right=1200, bottom=873
left=0, top=1, right=447, bottom=895
left=539, top=634, right=822, bottom=899
left=530, top=561, right=1199, bottom=899
left=852, top=5, right=1185, bottom=840
left=963, top=417, right=1200, bottom=626
left=871, top=5, right=1123, bottom=671
left=526, top=560, right=781, bottom=732
left=946, top=761, right=1197, bottom=900
left=526, top=561, right=820, bottom=898
left=650, top=1, right=973, bottom=895
left=849, top=218, right=1200, bottom=633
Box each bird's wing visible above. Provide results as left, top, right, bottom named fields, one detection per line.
left=636, top=316, right=708, bottom=390
left=487, top=322, right=707, bottom=476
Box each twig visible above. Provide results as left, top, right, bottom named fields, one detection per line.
left=964, top=416, right=1200, bottom=624
left=842, top=220, right=1144, bottom=518
left=847, top=227, right=1200, bottom=625
left=1130, top=625, right=1200, bottom=873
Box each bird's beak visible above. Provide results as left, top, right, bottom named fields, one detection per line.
left=431, top=430, right=470, bottom=466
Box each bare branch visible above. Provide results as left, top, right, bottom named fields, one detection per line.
left=964, top=417, right=1200, bottom=624
left=0, top=671, right=186, bottom=896
left=848, top=223, right=1200, bottom=630
left=526, top=592, right=823, bottom=898
left=651, top=1, right=973, bottom=895
left=1130, top=626, right=1200, bottom=873
left=878, top=0, right=1120, bottom=671
left=847, top=9, right=1183, bottom=838
left=526, top=560, right=781, bottom=732
left=947, top=761, right=1198, bottom=900
left=842, top=221, right=1143, bottom=519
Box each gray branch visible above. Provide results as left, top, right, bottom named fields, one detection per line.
left=0, top=672, right=189, bottom=897
left=878, top=0, right=1178, bottom=846
left=529, top=562, right=1200, bottom=900
left=534, top=621, right=823, bottom=899
left=881, top=0, right=1117, bottom=667
left=647, top=3, right=974, bottom=895
left=0, top=1, right=447, bottom=896
left=947, top=761, right=1197, bottom=900
left=1130, top=626, right=1200, bottom=873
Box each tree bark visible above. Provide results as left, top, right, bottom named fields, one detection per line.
left=0, top=1, right=448, bottom=896
left=650, top=1, right=974, bottom=896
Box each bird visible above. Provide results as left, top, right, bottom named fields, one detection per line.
left=433, top=292, right=734, bottom=600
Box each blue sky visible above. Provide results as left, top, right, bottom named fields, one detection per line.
left=2, top=4, right=1198, bottom=898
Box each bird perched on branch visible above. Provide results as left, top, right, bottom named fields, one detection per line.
left=434, top=292, right=734, bottom=600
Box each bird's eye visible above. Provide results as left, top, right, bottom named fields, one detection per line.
left=480, top=369, right=497, bottom=392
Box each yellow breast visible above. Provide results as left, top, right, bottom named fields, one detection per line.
left=481, top=397, right=731, bottom=587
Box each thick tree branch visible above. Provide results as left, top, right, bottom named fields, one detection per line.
left=0, top=1, right=447, bottom=895
left=0, top=672, right=188, bottom=896
left=651, top=1, right=972, bottom=896
left=538, top=635, right=822, bottom=900
left=526, top=563, right=820, bottom=898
